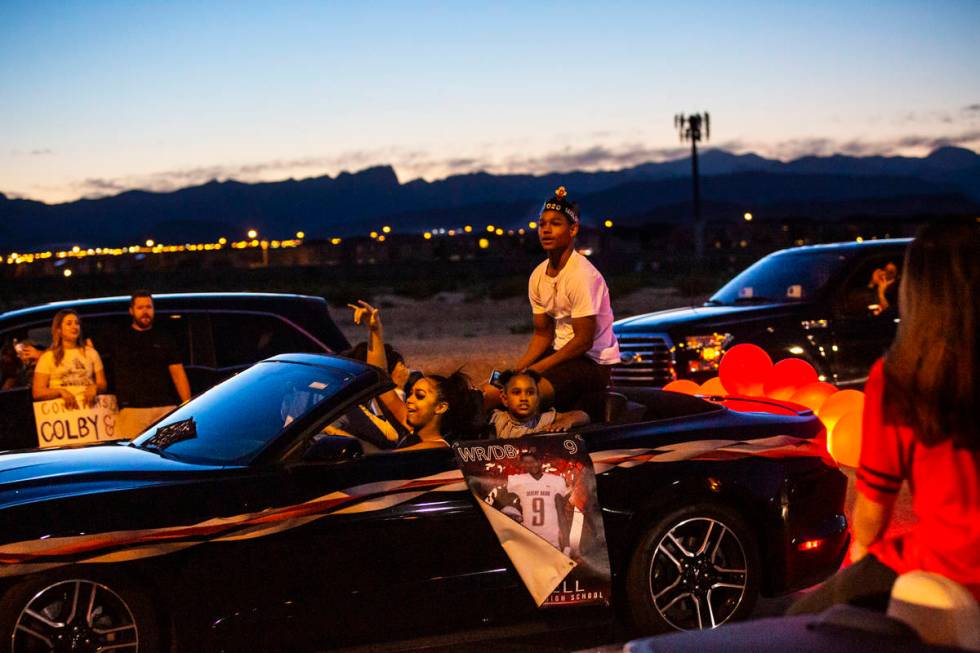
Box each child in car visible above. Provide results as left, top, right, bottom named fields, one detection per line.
left=489, top=369, right=590, bottom=438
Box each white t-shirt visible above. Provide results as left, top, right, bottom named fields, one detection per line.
left=506, top=472, right=570, bottom=548
left=35, top=346, right=104, bottom=402
left=528, top=250, right=620, bottom=365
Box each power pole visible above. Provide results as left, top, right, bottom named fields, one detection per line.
left=675, top=112, right=710, bottom=260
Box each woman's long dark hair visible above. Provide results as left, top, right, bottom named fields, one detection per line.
left=428, top=370, right=482, bottom=441
left=883, top=220, right=979, bottom=449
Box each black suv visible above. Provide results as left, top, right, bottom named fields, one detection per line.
left=0, top=293, right=349, bottom=449
left=612, top=239, right=911, bottom=390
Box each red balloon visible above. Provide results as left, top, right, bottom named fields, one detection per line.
left=819, top=389, right=864, bottom=434
left=699, top=376, right=727, bottom=396
left=789, top=382, right=839, bottom=413
left=829, top=410, right=863, bottom=468
left=719, top=344, right=773, bottom=396
left=763, top=358, right=819, bottom=400
left=663, top=380, right=700, bottom=395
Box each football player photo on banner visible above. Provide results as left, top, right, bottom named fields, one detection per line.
left=453, top=434, right=611, bottom=608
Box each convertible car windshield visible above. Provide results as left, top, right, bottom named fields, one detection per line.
left=131, top=360, right=351, bottom=465
left=709, top=250, right=849, bottom=305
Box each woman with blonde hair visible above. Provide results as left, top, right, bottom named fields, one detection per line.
left=32, top=310, right=107, bottom=409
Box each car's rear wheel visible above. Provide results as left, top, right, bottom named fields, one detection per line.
left=1, top=572, right=161, bottom=653
left=626, top=503, right=760, bottom=634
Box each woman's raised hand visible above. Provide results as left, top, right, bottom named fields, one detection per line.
left=348, top=300, right=381, bottom=331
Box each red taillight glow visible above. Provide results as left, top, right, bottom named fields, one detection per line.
left=798, top=539, right=823, bottom=552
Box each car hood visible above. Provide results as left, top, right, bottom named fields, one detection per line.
left=0, top=443, right=227, bottom=507
left=613, top=302, right=807, bottom=334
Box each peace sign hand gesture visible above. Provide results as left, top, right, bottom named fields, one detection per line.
left=348, top=300, right=381, bottom=332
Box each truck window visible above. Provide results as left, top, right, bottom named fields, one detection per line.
left=209, top=313, right=322, bottom=368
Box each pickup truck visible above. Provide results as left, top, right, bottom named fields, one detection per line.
left=612, top=239, right=910, bottom=390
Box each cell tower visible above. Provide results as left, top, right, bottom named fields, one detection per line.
left=675, top=112, right=710, bottom=260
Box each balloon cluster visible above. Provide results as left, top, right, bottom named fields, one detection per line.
left=663, top=344, right=863, bottom=467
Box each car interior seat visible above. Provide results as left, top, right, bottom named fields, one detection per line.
left=577, top=390, right=646, bottom=425
left=886, top=571, right=980, bottom=651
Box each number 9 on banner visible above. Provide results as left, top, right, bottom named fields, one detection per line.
left=563, top=439, right=579, bottom=455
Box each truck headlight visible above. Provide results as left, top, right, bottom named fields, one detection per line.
left=683, top=333, right=733, bottom=373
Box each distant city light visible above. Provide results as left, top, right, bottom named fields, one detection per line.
left=448, top=229, right=456, bottom=236
left=464, top=225, right=473, bottom=233
left=145, top=239, right=155, bottom=247
left=218, top=237, right=227, bottom=245
left=377, top=235, right=386, bottom=242
left=856, top=236, right=864, bottom=242
left=382, top=225, right=392, bottom=234
left=603, top=219, right=614, bottom=228
left=370, top=231, right=378, bottom=239
left=247, top=229, right=258, bottom=239
left=478, top=238, right=490, bottom=249
left=296, top=231, right=305, bottom=239
left=423, top=232, right=432, bottom=240
left=743, top=212, right=753, bottom=222
left=330, top=237, right=342, bottom=245
left=518, top=228, right=525, bottom=235
left=72, top=246, right=80, bottom=253
left=528, top=221, right=537, bottom=229
left=63, top=269, right=72, bottom=277
left=486, top=224, right=495, bottom=232
left=495, top=228, right=504, bottom=236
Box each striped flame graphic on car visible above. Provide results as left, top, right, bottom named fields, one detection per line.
left=0, top=435, right=821, bottom=577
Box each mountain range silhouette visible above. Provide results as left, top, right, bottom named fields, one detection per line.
left=1, top=147, right=978, bottom=251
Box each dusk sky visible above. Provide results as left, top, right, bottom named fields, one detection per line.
left=2, top=0, right=978, bottom=204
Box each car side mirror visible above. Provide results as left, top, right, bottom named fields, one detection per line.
left=303, top=435, right=363, bottom=463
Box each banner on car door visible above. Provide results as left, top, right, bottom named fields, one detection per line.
left=453, top=434, right=611, bottom=607
left=34, top=394, right=119, bottom=448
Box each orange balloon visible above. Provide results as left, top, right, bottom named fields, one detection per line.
left=719, top=344, right=773, bottom=396
left=828, top=409, right=863, bottom=468
left=789, top=382, right=839, bottom=413
left=763, top=358, right=819, bottom=400
left=819, top=389, right=864, bottom=433
left=699, top=376, right=727, bottom=396
left=663, top=379, right=701, bottom=395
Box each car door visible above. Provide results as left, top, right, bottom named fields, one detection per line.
left=829, top=250, right=905, bottom=386
left=278, top=440, right=537, bottom=644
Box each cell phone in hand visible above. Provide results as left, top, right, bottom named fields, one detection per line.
left=488, top=369, right=503, bottom=388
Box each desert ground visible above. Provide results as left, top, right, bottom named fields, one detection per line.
left=335, top=286, right=707, bottom=383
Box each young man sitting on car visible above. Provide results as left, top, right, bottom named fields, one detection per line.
left=511, top=186, right=620, bottom=411
left=489, top=369, right=590, bottom=438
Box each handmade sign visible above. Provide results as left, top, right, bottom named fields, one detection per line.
left=33, top=395, right=119, bottom=448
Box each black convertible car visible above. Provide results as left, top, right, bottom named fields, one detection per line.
left=0, top=354, right=848, bottom=651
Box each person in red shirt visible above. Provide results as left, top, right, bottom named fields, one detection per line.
left=790, top=219, right=980, bottom=613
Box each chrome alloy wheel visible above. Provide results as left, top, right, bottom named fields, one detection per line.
left=12, top=580, right=138, bottom=653
left=648, top=517, right=748, bottom=630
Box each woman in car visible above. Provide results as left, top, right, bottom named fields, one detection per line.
left=32, top=309, right=107, bottom=409
left=347, top=300, right=479, bottom=449
left=790, top=219, right=980, bottom=613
